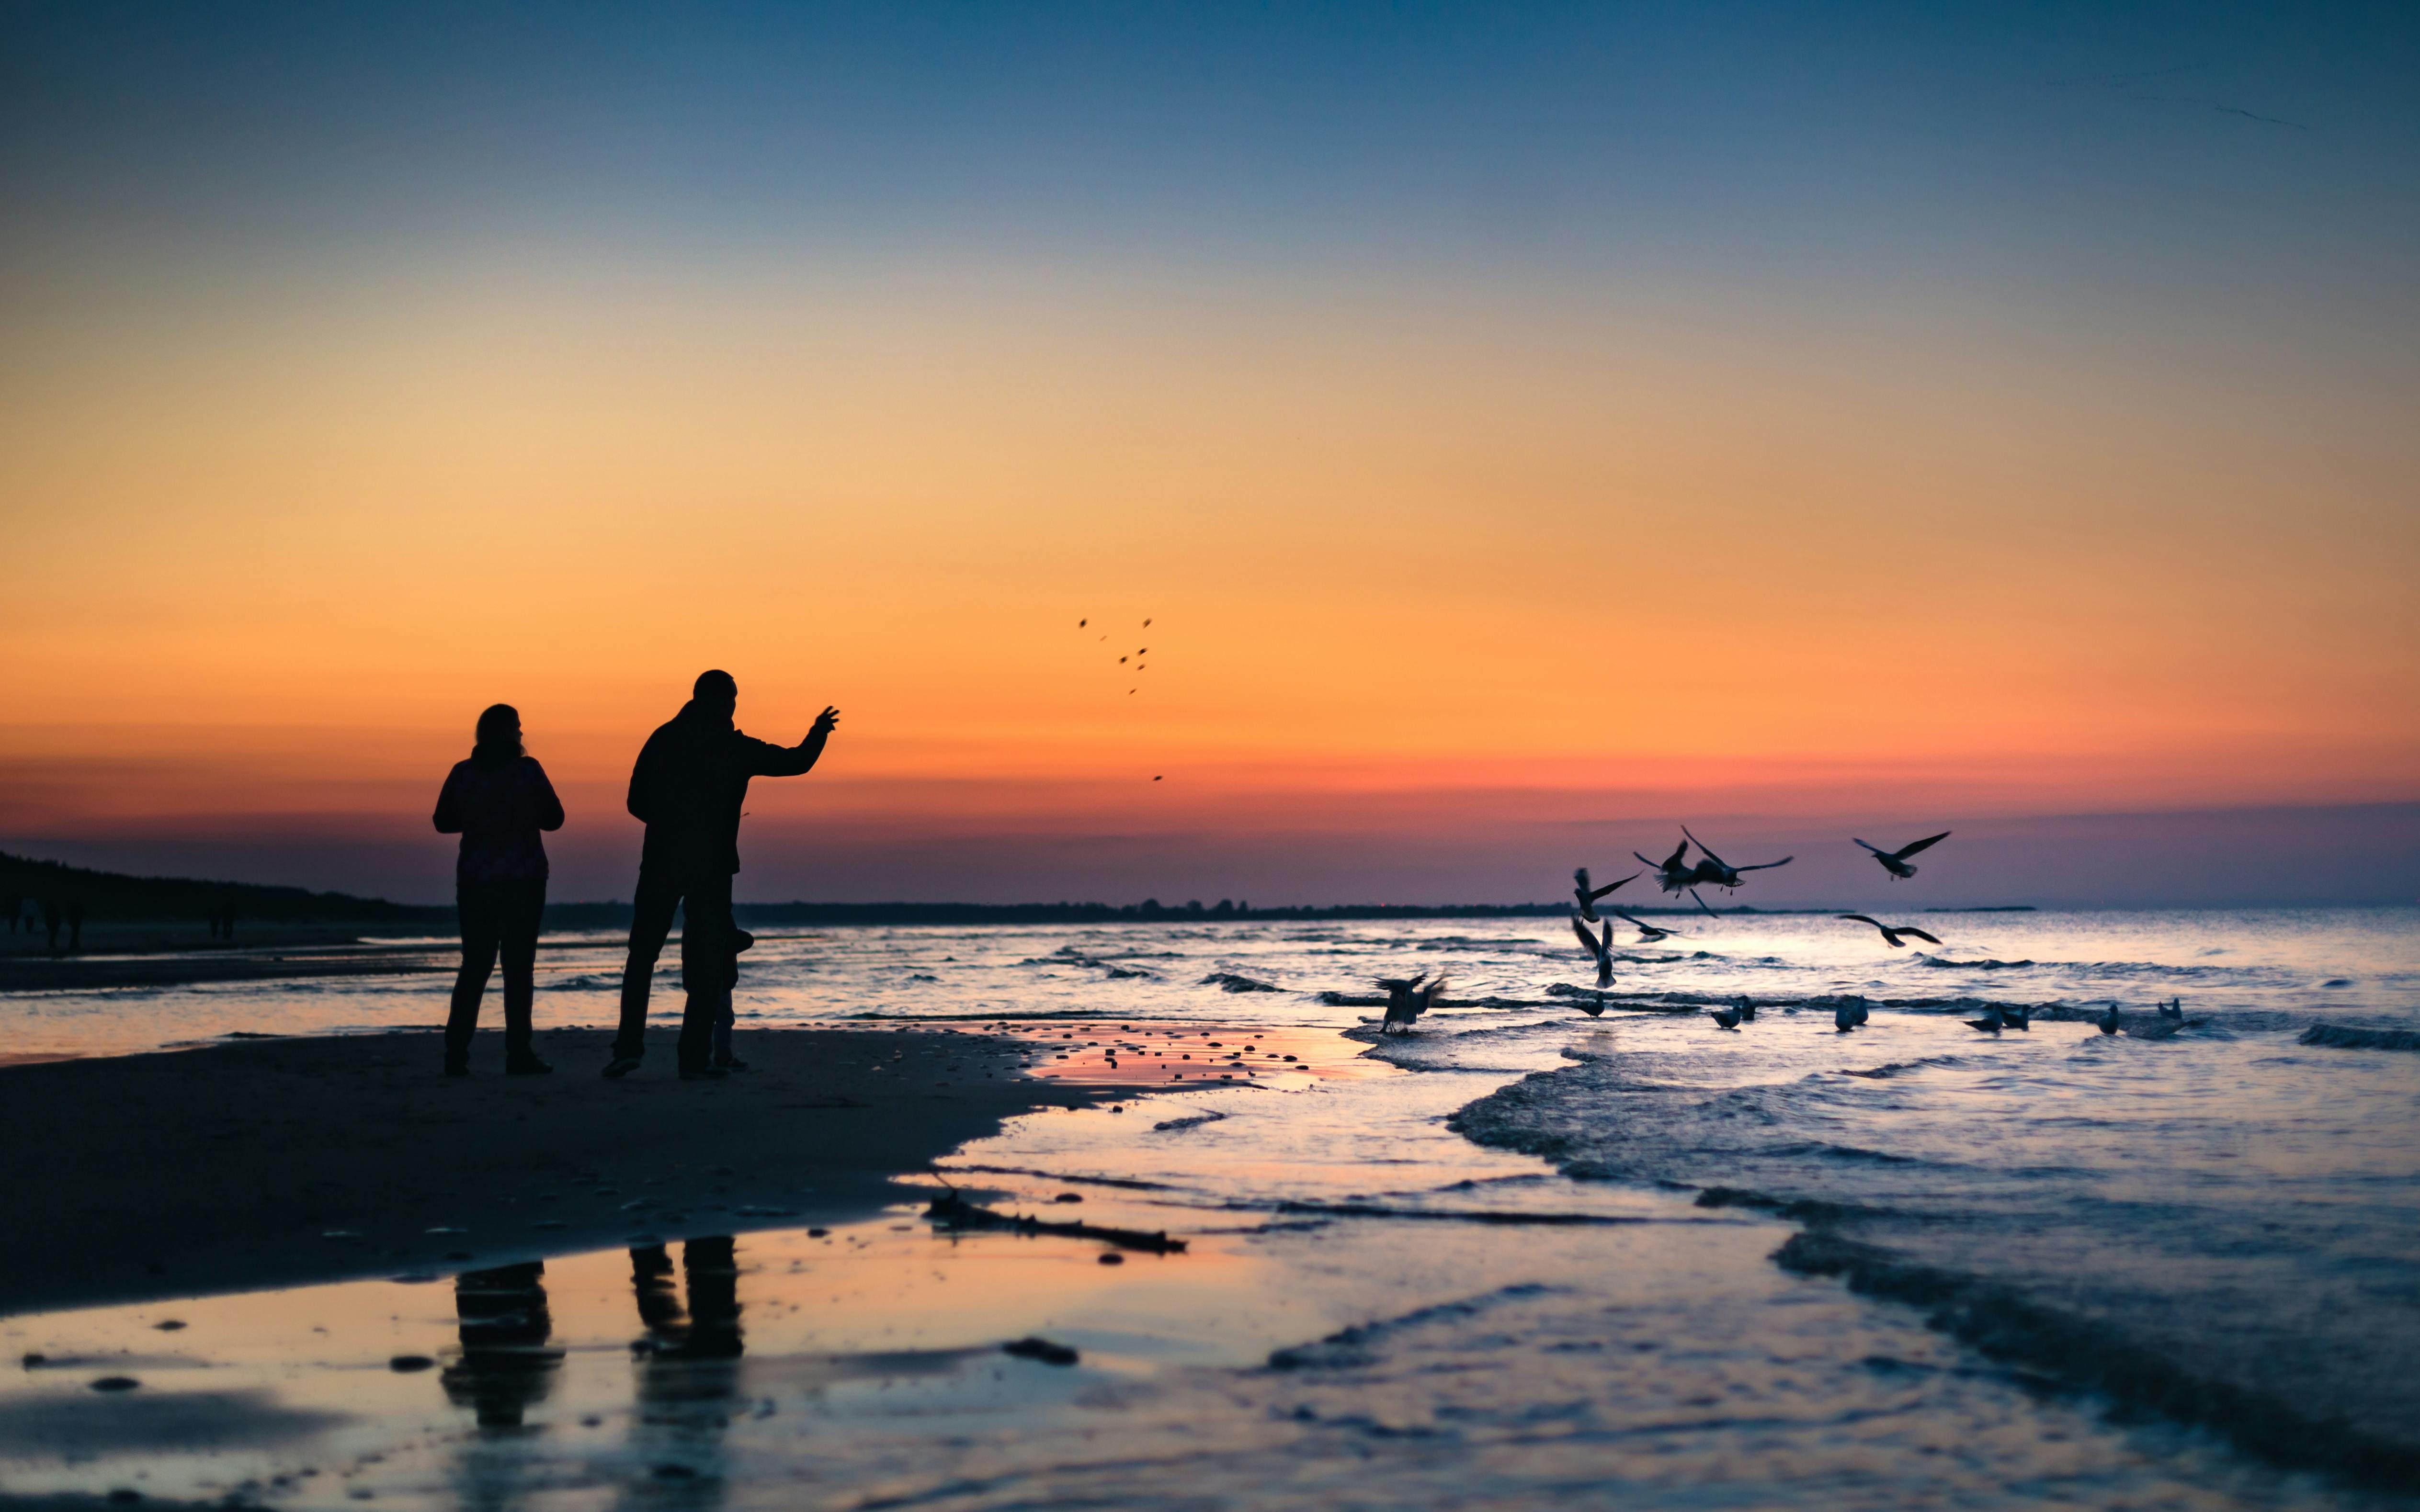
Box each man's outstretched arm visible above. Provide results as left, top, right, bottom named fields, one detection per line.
left=750, top=706, right=841, bottom=777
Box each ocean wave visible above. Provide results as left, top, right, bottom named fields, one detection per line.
left=2299, top=1025, right=2420, bottom=1053
left=1200, top=972, right=1283, bottom=993
left=1443, top=1033, right=2420, bottom=1491
left=1267, top=1283, right=1557, bottom=1371
left=1776, top=1230, right=2420, bottom=1490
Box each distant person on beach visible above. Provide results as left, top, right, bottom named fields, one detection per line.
left=433, top=703, right=565, bottom=1077
left=1, top=895, right=20, bottom=935
left=605, top=670, right=838, bottom=1081
left=42, top=897, right=62, bottom=954
left=65, top=901, right=84, bottom=953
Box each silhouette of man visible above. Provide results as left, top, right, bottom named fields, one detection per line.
left=604, top=670, right=838, bottom=1080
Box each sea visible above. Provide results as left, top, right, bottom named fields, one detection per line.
left=2, top=905, right=2416, bottom=1509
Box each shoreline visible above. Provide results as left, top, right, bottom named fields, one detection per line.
left=0, top=1027, right=1156, bottom=1321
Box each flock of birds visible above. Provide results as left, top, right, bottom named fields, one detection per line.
left=1365, top=824, right=2156, bottom=1040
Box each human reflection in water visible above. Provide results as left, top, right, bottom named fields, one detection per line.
left=441, top=1262, right=565, bottom=1429
left=620, top=1236, right=745, bottom=1504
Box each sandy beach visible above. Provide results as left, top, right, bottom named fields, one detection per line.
left=0, top=1027, right=1146, bottom=1320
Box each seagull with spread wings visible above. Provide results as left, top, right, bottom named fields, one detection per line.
left=1571, top=867, right=1640, bottom=922
left=1838, top=914, right=1943, bottom=949
left=1853, top=830, right=1951, bottom=880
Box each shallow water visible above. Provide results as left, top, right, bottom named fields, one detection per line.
left=2, top=908, right=2415, bottom=1506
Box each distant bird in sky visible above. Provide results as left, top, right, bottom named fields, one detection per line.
left=1377, top=974, right=1446, bottom=1035
left=1964, top=1006, right=2006, bottom=1033
left=1610, top=910, right=1675, bottom=943
left=1571, top=867, right=1639, bottom=922
left=1838, top=914, right=1943, bottom=949
left=1709, top=1006, right=1742, bottom=1030
left=1078, top=618, right=1087, bottom=627
left=1570, top=914, right=1614, bottom=989
left=1152, top=775, right=1162, bottom=781
left=2098, top=1002, right=2122, bottom=1035
left=1681, top=826, right=1793, bottom=894
left=1854, top=831, right=1952, bottom=880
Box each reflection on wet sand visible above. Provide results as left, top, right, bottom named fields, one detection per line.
left=441, top=1260, right=567, bottom=1512
left=624, top=1237, right=745, bottom=1503
left=442, top=1261, right=563, bottom=1430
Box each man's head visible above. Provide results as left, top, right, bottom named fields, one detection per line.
left=692, top=669, right=738, bottom=718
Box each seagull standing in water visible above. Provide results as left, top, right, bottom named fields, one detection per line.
left=1964, top=1006, right=2007, bottom=1034
left=1377, top=975, right=1447, bottom=1035
left=1708, top=1006, right=1742, bottom=1030
left=1570, top=915, right=1615, bottom=990
left=1838, top=914, right=1943, bottom=950
left=2098, top=1002, right=2123, bottom=1035
left=1853, top=831, right=1952, bottom=880
left=1834, top=1002, right=1868, bottom=1033
left=1572, top=868, right=1640, bottom=922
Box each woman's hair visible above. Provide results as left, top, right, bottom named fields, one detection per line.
left=471, top=703, right=523, bottom=769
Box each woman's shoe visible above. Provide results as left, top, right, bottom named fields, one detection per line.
left=505, top=1056, right=554, bottom=1076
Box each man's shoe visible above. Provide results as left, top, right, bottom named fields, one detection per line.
left=505, top=1056, right=554, bottom=1076
left=677, top=1066, right=728, bottom=1082
left=443, top=1057, right=469, bottom=1078
left=601, top=1056, right=643, bottom=1080
left=712, top=1054, right=750, bottom=1072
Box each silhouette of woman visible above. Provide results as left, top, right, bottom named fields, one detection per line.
left=433, top=704, right=564, bottom=1076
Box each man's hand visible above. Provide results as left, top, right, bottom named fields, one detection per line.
left=810, top=706, right=841, bottom=737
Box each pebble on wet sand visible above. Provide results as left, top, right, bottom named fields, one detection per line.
left=388, top=1355, right=435, bottom=1372
left=90, top=1376, right=141, bottom=1391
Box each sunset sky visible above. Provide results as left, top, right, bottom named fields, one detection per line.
left=4, top=2, right=2415, bottom=905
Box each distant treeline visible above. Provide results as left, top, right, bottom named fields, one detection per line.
left=0, top=851, right=446, bottom=925
left=2, top=851, right=2028, bottom=932
left=548, top=898, right=1784, bottom=929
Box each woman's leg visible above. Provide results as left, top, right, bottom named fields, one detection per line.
left=500, top=879, right=545, bottom=1068
left=445, top=882, right=503, bottom=1068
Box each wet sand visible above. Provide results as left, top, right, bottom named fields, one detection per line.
left=0, top=1027, right=1148, bottom=1320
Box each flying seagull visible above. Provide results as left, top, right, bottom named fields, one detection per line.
left=1570, top=915, right=1615, bottom=989
left=1853, top=831, right=1951, bottom=880
left=1571, top=867, right=1640, bottom=922
left=1632, top=837, right=1722, bottom=917
left=1681, top=826, right=1794, bottom=893
left=1377, top=974, right=1447, bottom=1035
left=1609, top=910, right=1676, bottom=943
left=1838, top=914, right=1943, bottom=950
